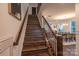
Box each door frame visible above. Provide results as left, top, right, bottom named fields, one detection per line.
left=32, top=7, right=37, bottom=15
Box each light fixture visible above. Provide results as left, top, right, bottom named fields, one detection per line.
left=63, top=23, right=68, bottom=26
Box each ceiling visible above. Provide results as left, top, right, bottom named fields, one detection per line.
left=42, top=3, right=75, bottom=20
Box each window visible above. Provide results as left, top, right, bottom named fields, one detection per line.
left=71, top=21, right=76, bottom=33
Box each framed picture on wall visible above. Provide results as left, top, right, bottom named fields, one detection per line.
left=8, top=3, right=21, bottom=20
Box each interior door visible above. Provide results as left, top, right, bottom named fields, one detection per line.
left=32, top=7, right=36, bottom=15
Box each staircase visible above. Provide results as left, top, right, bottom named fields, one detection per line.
left=22, top=15, right=49, bottom=56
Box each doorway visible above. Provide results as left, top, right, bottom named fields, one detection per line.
left=32, top=7, right=36, bottom=15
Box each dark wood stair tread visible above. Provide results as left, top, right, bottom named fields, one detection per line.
left=24, top=37, right=45, bottom=42
left=22, top=49, right=49, bottom=56
left=22, top=15, right=48, bottom=56
left=23, top=45, right=48, bottom=52
left=24, top=40, right=45, bottom=43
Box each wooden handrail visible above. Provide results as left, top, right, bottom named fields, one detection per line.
left=42, top=28, right=53, bottom=56
left=42, top=16, right=57, bottom=38
left=38, top=4, right=57, bottom=38
left=13, top=7, right=29, bottom=46
left=42, top=16, right=57, bottom=55
left=42, top=16, right=63, bottom=56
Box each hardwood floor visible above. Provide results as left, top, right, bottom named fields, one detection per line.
left=22, top=15, right=49, bottom=56
left=63, top=45, right=76, bottom=56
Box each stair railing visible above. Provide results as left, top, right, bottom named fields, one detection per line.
left=42, top=16, right=63, bottom=56
left=13, top=7, right=29, bottom=46
left=42, top=16, right=57, bottom=55
left=35, top=3, right=63, bottom=55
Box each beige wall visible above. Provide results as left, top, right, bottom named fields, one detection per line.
left=37, top=4, right=45, bottom=28
left=0, top=3, right=29, bottom=41
left=0, top=3, right=29, bottom=56
left=76, top=4, right=79, bottom=56
left=0, top=3, right=21, bottom=42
